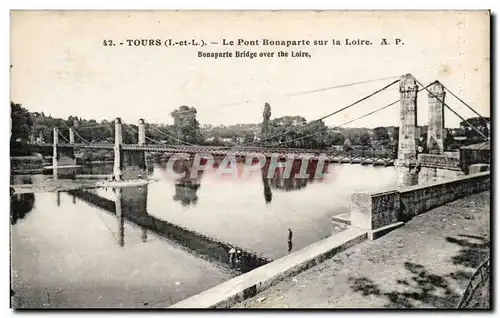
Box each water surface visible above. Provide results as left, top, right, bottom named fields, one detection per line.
left=11, top=161, right=397, bottom=307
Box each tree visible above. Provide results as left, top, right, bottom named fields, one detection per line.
left=328, top=131, right=345, bottom=145
left=11, top=102, right=33, bottom=143
left=261, top=102, right=272, bottom=137
left=343, top=138, right=352, bottom=152
left=460, top=116, right=490, bottom=143
left=171, top=106, right=203, bottom=145
left=11, top=102, right=33, bottom=155
left=391, top=127, right=400, bottom=155
left=391, top=127, right=399, bottom=141
left=373, top=126, right=390, bottom=145
left=360, top=130, right=372, bottom=149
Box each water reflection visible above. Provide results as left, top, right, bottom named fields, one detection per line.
left=37, top=159, right=397, bottom=262
left=82, top=156, right=330, bottom=208
left=69, top=184, right=268, bottom=273
left=259, top=159, right=330, bottom=204
left=11, top=160, right=398, bottom=307
left=156, top=159, right=204, bottom=207
left=10, top=192, right=35, bottom=225
left=157, top=156, right=330, bottom=206
left=11, top=188, right=233, bottom=308
left=173, top=182, right=200, bottom=206
left=262, top=175, right=272, bottom=204
left=114, top=188, right=125, bottom=247
left=10, top=177, right=35, bottom=225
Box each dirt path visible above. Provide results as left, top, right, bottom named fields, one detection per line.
left=235, top=191, right=490, bottom=309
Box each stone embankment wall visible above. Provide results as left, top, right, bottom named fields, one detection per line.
left=351, top=171, right=490, bottom=232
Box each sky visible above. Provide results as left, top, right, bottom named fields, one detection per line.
left=10, top=10, right=490, bottom=129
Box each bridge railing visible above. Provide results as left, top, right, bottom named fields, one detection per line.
left=418, top=153, right=460, bottom=168
left=457, top=257, right=490, bottom=308
left=39, top=142, right=396, bottom=159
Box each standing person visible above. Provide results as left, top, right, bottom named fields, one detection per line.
left=235, top=250, right=242, bottom=263
left=288, top=229, right=293, bottom=243
left=229, top=247, right=236, bottom=265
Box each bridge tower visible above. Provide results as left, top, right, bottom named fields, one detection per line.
left=113, top=118, right=123, bottom=181
left=138, top=118, right=148, bottom=174
left=68, top=128, right=77, bottom=165
left=427, top=81, right=445, bottom=155
left=69, top=128, right=75, bottom=144
left=138, top=119, right=146, bottom=145
left=52, top=127, right=59, bottom=179
left=395, top=74, right=420, bottom=186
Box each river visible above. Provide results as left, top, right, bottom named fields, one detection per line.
left=10, top=160, right=398, bottom=308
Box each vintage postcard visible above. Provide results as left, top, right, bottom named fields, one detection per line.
left=10, top=10, right=491, bottom=309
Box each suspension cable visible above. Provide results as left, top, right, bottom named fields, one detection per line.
left=268, top=84, right=432, bottom=147
left=148, top=124, right=196, bottom=146
left=73, top=129, right=91, bottom=144
left=243, top=78, right=400, bottom=147
left=58, top=131, right=70, bottom=143
left=123, top=123, right=166, bottom=145
left=76, top=123, right=114, bottom=130
left=441, top=84, right=490, bottom=125
left=413, top=77, right=488, bottom=140
left=269, top=100, right=398, bottom=146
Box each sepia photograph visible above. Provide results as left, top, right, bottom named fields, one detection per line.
left=9, top=10, right=491, bottom=309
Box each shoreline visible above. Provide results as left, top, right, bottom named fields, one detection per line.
left=10, top=178, right=159, bottom=194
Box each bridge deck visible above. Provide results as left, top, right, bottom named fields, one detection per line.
left=34, top=143, right=397, bottom=164
left=31, top=143, right=464, bottom=170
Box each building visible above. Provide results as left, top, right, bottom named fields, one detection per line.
left=171, top=106, right=197, bottom=125
left=459, top=141, right=490, bottom=174
left=170, top=105, right=198, bottom=140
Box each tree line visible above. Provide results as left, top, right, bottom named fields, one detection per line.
left=10, top=102, right=489, bottom=156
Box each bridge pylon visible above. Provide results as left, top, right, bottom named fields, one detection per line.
left=138, top=119, right=146, bottom=145
left=137, top=118, right=148, bottom=179
left=53, top=127, right=59, bottom=179
left=113, top=118, right=123, bottom=181
left=69, top=128, right=75, bottom=145
left=395, top=74, right=420, bottom=186
left=427, top=81, right=445, bottom=155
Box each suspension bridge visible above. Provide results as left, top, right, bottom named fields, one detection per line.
left=28, top=73, right=488, bottom=186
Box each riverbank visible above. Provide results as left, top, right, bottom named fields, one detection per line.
left=10, top=178, right=159, bottom=194
left=234, top=191, right=490, bottom=308
left=10, top=156, right=47, bottom=175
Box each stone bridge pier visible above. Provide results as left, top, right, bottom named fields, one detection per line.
left=395, top=74, right=420, bottom=187
left=427, top=81, right=445, bottom=154
left=418, top=81, right=464, bottom=184
left=394, top=77, right=458, bottom=186
left=52, top=127, right=77, bottom=179
left=113, top=118, right=148, bottom=181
